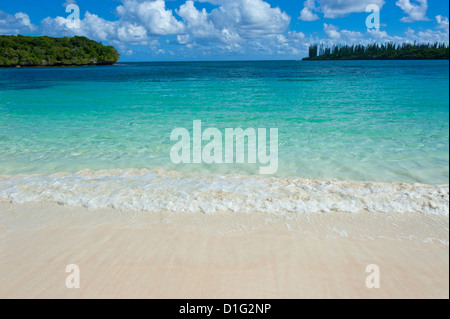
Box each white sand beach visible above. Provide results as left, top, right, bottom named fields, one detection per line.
left=1, top=202, right=448, bottom=299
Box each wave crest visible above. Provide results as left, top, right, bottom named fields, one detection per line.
left=0, top=169, right=448, bottom=215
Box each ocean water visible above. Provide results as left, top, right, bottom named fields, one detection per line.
left=0, top=60, right=449, bottom=215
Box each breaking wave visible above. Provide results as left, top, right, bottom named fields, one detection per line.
left=0, top=169, right=448, bottom=216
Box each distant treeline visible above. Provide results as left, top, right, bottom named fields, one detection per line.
left=0, top=35, right=120, bottom=67
left=303, top=42, right=449, bottom=60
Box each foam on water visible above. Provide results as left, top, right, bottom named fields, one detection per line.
left=1, top=61, right=448, bottom=229
left=0, top=169, right=448, bottom=216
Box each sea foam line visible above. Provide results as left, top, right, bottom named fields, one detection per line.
left=0, top=169, right=448, bottom=215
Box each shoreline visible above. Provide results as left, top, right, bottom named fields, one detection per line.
left=1, top=58, right=448, bottom=298
left=0, top=63, right=118, bottom=69
left=302, top=57, right=450, bottom=61
left=1, top=169, right=448, bottom=216
left=1, top=202, right=448, bottom=298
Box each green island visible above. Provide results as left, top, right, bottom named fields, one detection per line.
left=303, top=42, right=449, bottom=60
left=0, top=35, right=120, bottom=67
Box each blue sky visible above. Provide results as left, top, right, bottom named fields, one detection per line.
left=1, top=0, right=448, bottom=61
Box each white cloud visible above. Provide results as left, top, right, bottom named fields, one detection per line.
left=320, top=0, right=385, bottom=19
left=174, top=0, right=290, bottom=50
left=2, top=0, right=448, bottom=60
left=436, top=15, right=449, bottom=31
left=323, top=23, right=341, bottom=39
left=402, top=15, right=449, bottom=44
left=288, top=31, right=306, bottom=40
left=40, top=11, right=150, bottom=46
left=340, top=29, right=365, bottom=42
left=40, top=12, right=117, bottom=41
left=404, top=27, right=448, bottom=43
left=80, top=12, right=118, bottom=41
left=176, top=33, right=191, bottom=45
left=37, top=0, right=291, bottom=54
left=366, top=28, right=395, bottom=42
left=299, top=0, right=319, bottom=21
left=320, top=23, right=405, bottom=47
left=12, top=12, right=34, bottom=29
left=297, top=0, right=386, bottom=20
left=396, top=0, right=429, bottom=22
left=208, top=0, right=291, bottom=38
left=116, top=0, right=184, bottom=35
left=219, top=28, right=241, bottom=47
left=117, top=24, right=148, bottom=44
left=176, top=0, right=217, bottom=40
left=0, top=10, right=36, bottom=34
left=319, top=20, right=448, bottom=49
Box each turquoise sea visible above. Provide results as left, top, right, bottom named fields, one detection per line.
left=0, top=60, right=449, bottom=215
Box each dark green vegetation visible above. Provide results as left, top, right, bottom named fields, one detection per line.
left=304, top=42, right=449, bottom=60
left=0, top=35, right=120, bottom=67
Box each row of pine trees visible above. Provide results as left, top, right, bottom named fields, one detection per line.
left=305, top=42, right=449, bottom=60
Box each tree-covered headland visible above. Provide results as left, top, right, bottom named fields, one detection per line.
left=0, top=35, right=120, bottom=67
left=304, top=42, right=449, bottom=60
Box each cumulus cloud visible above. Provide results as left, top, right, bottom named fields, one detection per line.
left=116, top=0, right=184, bottom=35
left=40, top=0, right=185, bottom=48
left=396, top=0, right=429, bottom=22
left=400, top=15, right=449, bottom=44
left=176, top=0, right=218, bottom=41
left=299, top=0, right=319, bottom=21
left=1, top=0, right=448, bottom=59
left=173, top=0, right=290, bottom=50
left=207, top=0, right=291, bottom=38
left=323, top=23, right=341, bottom=39
left=40, top=12, right=118, bottom=41
left=40, top=10, right=150, bottom=48
left=35, top=0, right=291, bottom=55
left=436, top=15, right=449, bottom=30
left=0, top=10, right=36, bottom=34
